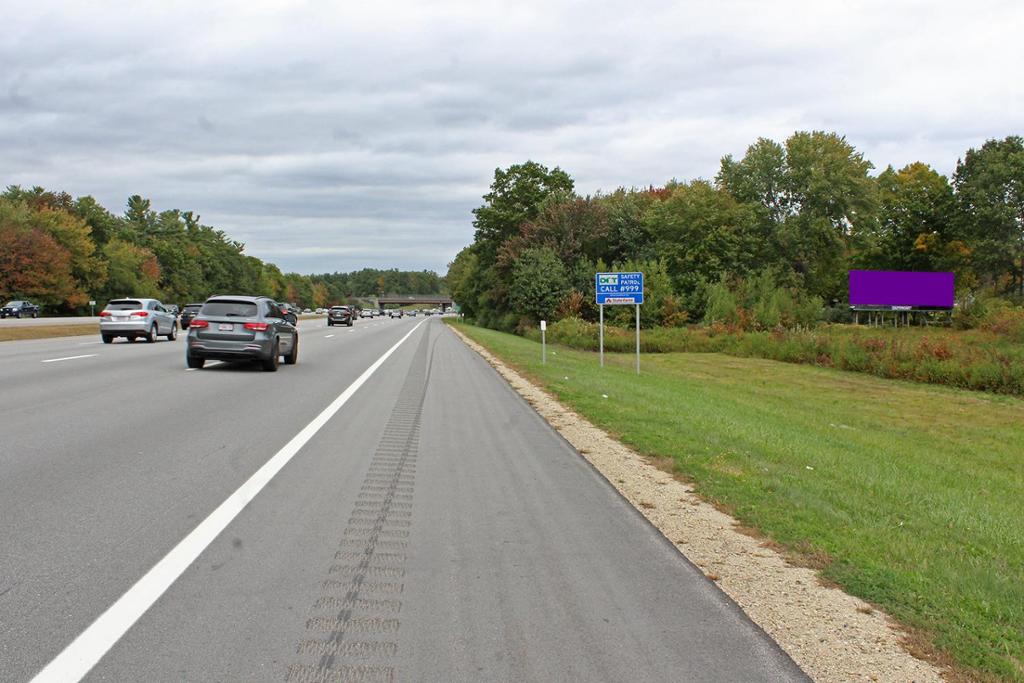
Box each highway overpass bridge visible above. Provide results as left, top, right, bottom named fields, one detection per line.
left=376, top=294, right=454, bottom=310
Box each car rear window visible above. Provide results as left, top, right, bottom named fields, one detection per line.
left=106, top=300, right=143, bottom=310
left=184, top=305, right=202, bottom=313
left=331, top=307, right=349, bottom=311
left=201, top=300, right=258, bottom=317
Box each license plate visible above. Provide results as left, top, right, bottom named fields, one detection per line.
left=219, top=323, right=233, bottom=331
left=113, top=316, right=127, bottom=322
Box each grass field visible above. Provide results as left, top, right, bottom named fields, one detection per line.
left=0, top=324, right=96, bottom=342
left=451, top=321, right=1024, bottom=682
left=524, top=317, right=1024, bottom=396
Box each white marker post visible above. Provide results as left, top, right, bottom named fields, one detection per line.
left=598, top=305, right=604, bottom=367
left=540, top=319, right=547, bottom=364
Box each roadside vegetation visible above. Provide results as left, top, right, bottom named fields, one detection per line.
left=0, top=186, right=444, bottom=313
left=0, top=324, right=96, bottom=342
left=446, top=133, right=1024, bottom=343
left=522, top=310, right=1024, bottom=395
left=451, top=320, right=1024, bottom=682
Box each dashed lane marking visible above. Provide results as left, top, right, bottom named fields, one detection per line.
left=41, top=354, right=96, bottom=363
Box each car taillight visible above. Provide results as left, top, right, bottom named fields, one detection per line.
left=131, top=311, right=149, bottom=317
left=99, top=311, right=111, bottom=317
left=244, top=322, right=269, bottom=331
left=190, top=319, right=209, bottom=329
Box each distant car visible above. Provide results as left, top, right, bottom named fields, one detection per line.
left=388, top=309, right=403, bottom=318
left=166, top=304, right=180, bottom=317
left=186, top=295, right=298, bottom=371
left=407, top=310, right=417, bottom=317
left=303, top=308, right=312, bottom=314
left=328, top=305, right=354, bottom=327
left=1, top=300, right=40, bottom=319
left=359, top=309, right=373, bottom=318
left=99, top=298, right=177, bottom=343
left=179, top=303, right=203, bottom=329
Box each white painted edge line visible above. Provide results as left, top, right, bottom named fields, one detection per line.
left=30, top=319, right=426, bottom=683
left=41, top=354, right=97, bottom=363
left=324, top=334, right=335, bottom=338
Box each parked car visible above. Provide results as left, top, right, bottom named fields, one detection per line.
left=179, top=303, right=203, bottom=329
left=99, top=298, right=178, bottom=343
left=327, top=305, right=354, bottom=326
left=1, top=300, right=40, bottom=318
left=186, top=295, right=298, bottom=371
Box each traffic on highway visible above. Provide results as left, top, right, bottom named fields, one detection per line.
left=1, top=300, right=806, bottom=682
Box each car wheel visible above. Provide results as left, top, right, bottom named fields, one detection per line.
left=129, top=336, right=137, bottom=343
left=186, top=353, right=205, bottom=369
left=284, top=335, right=298, bottom=365
left=167, top=324, right=177, bottom=341
left=102, top=334, right=113, bottom=344
left=146, top=325, right=158, bottom=343
left=262, top=340, right=280, bottom=372
left=15, top=312, right=21, bottom=319
left=32, top=312, right=38, bottom=318
left=348, top=320, right=353, bottom=327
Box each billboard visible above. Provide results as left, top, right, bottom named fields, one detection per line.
left=848, top=270, right=955, bottom=309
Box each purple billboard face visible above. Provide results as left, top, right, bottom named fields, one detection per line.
left=849, top=270, right=955, bottom=308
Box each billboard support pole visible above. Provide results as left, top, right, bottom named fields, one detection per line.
left=599, top=304, right=604, bottom=368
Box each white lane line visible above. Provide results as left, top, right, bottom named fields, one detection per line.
left=324, top=334, right=335, bottom=338
left=41, top=354, right=97, bottom=364
left=184, top=361, right=223, bottom=372
left=30, top=319, right=426, bottom=683
left=77, top=341, right=103, bottom=346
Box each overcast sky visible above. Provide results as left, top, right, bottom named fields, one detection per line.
left=3, top=0, right=1021, bottom=275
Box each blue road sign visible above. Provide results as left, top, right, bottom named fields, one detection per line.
left=595, top=272, right=644, bottom=305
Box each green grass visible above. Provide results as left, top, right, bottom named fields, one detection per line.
left=523, top=318, right=1024, bottom=396
left=451, top=320, right=1024, bottom=682
left=0, top=324, right=96, bottom=342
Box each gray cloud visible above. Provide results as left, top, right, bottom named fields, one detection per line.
left=2, top=0, right=1022, bottom=274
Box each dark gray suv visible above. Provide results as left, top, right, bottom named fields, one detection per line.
left=185, top=295, right=298, bottom=371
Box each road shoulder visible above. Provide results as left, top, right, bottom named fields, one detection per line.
left=447, top=323, right=947, bottom=683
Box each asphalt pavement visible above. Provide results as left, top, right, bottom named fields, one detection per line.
left=0, top=316, right=807, bottom=682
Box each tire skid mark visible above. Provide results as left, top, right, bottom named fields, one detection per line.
left=287, top=329, right=434, bottom=682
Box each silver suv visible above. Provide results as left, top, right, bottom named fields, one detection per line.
left=99, top=298, right=178, bottom=343
left=186, top=295, right=298, bottom=371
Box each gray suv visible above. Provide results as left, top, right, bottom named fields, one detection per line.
left=186, top=295, right=298, bottom=371
left=99, top=298, right=178, bottom=343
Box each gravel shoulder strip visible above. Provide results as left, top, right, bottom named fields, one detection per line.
left=449, top=325, right=947, bottom=683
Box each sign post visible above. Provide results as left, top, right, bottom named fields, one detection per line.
left=89, top=300, right=96, bottom=316
left=595, top=272, right=644, bottom=373
left=540, top=320, right=547, bottom=365
left=635, top=303, right=640, bottom=375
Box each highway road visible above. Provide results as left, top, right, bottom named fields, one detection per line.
left=0, top=317, right=807, bottom=682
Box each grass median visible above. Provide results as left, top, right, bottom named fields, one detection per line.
left=0, top=325, right=96, bottom=342
left=450, top=320, right=1024, bottom=682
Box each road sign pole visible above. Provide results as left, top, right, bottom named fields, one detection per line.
left=635, top=303, right=640, bottom=375
left=599, top=304, right=604, bottom=368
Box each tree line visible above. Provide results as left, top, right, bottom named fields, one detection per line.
left=0, top=186, right=444, bottom=312
left=446, top=132, right=1024, bottom=331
